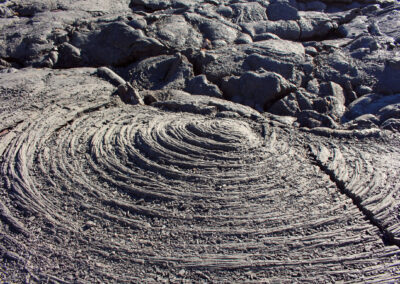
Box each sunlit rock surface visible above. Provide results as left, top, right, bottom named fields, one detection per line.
left=1, top=0, right=400, bottom=282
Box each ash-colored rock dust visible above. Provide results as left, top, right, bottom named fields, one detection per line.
left=1, top=0, right=400, bottom=282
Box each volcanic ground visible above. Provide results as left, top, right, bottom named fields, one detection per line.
left=1, top=0, right=400, bottom=282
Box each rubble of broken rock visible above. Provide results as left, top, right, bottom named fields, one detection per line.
left=1, top=0, right=400, bottom=282
left=2, top=0, right=400, bottom=130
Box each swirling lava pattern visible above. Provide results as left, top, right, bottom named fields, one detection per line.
left=1, top=96, right=400, bottom=282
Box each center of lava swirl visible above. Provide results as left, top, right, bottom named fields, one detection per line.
left=184, top=118, right=262, bottom=153
left=127, top=115, right=265, bottom=184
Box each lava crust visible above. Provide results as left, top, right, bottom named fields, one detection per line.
left=1, top=0, right=400, bottom=282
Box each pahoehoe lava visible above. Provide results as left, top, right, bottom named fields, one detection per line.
left=1, top=75, right=400, bottom=281
left=1, top=0, right=400, bottom=282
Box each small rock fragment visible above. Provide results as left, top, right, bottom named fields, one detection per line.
left=97, top=67, right=126, bottom=87
left=118, top=83, right=144, bottom=105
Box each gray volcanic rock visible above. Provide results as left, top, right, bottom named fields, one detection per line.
left=56, top=42, right=83, bottom=68
left=97, top=66, right=126, bottom=86
left=1, top=0, right=400, bottom=282
left=221, top=70, right=296, bottom=111
left=184, top=12, right=241, bottom=47
left=381, top=117, right=400, bottom=131
left=70, top=21, right=165, bottom=66
left=242, top=19, right=301, bottom=41
left=145, top=14, right=203, bottom=50
left=243, top=53, right=301, bottom=83
left=0, top=0, right=134, bottom=67
left=185, top=74, right=223, bottom=98
left=269, top=92, right=302, bottom=116
left=267, top=2, right=300, bottom=21
left=343, top=93, right=400, bottom=122
left=126, top=53, right=193, bottom=90
left=229, top=2, right=268, bottom=23
left=196, top=39, right=306, bottom=83
left=344, top=113, right=380, bottom=129
left=130, top=0, right=194, bottom=11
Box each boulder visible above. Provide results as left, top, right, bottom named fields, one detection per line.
left=377, top=103, right=400, bottom=122
left=268, top=92, right=300, bottom=116
left=241, top=20, right=301, bottom=40
left=375, top=59, right=400, bottom=95
left=185, top=75, right=223, bottom=98
left=320, top=81, right=346, bottom=105
left=126, top=53, right=193, bottom=91
left=313, top=96, right=346, bottom=120
left=221, top=70, right=296, bottom=110
left=381, top=118, right=400, bottom=131
left=343, top=93, right=400, bottom=121
left=243, top=54, right=300, bottom=84
left=129, top=0, right=193, bottom=11
left=196, top=39, right=305, bottom=83
left=230, top=2, right=268, bottom=23
left=267, top=2, right=299, bottom=21
left=146, top=14, right=203, bottom=51
left=55, top=42, right=83, bottom=68
left=71, top=22, right=165, bottom=66
left=117, top=82, right=144, bottom=105
left=297, top=110, right=339, bottom=128
left=185, top=12, right=240, bottom=46
left=344, top=114, right=380, bottom=130
left=97, top=67, right=126, bottom=86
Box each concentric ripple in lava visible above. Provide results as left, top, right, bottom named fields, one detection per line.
left=1, top=97, right=399, bottom=282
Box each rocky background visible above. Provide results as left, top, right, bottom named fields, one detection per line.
left=1, top=0, right=400, bottom=282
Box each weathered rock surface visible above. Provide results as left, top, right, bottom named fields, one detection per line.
left=125, top=53, right=193, bottom=90
left=221, top=70, right=296, bottom=111
left=1, top=0, right=400, bottom=282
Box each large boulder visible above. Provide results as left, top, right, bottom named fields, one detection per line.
left=145, top=14, right=203, bottom=51
left=71, top=21, right=165, bottom=66
left=195, top=39, right=306, bottom=83
left=267, top=2, right=299, bottom=21
left=230, top=2, right=268, bottom=23
left=221, top=70, right=296, bottom=111
left=126, top=53, right=193, bottom=91
left=343, top=93, right=400, bottom=129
